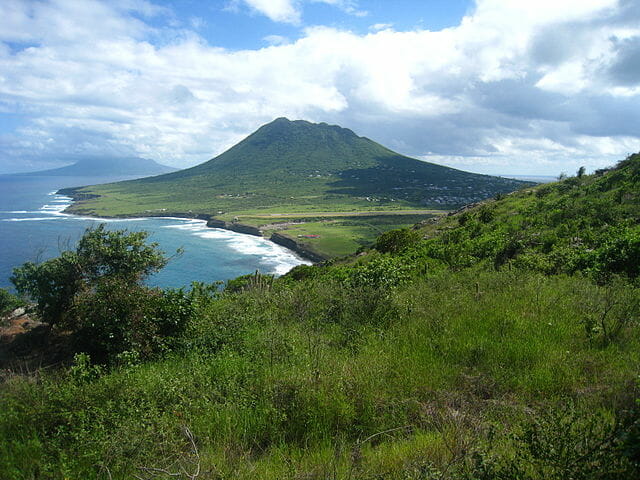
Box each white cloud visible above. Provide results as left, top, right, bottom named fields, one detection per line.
left=311, top=0, right=367, bottom=17
left=235, top=0, right=301, bottom=24
left=231, top=0, right=366, bottom=24
left=369, top=23, right=392, bottom=32
left=263, top=34, right=290, bottom=46
left=0, top=0, right=639, bottom=174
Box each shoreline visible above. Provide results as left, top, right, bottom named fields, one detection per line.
left=56, top=187, right=327, bottom=264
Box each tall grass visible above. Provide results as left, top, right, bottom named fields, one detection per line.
left=1, top=269, right=638, bottom=478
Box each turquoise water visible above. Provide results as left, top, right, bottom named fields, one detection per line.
left=0, top=174, right=309, bottom=290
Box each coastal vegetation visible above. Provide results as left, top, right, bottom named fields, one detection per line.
left=1, top=153, right=639, bottom=479
left=60, top=119, right=528, bottom=259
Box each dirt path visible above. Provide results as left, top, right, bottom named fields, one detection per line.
left=239, top=209, right=447, bottom=219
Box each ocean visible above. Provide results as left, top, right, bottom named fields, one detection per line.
left=0, top=174, right=309, bottom=290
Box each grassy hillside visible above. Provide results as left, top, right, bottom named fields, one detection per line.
left=1, top=154, right=639, bottom=479
left=413, top=153, right=640, bottom=278
left=64, top=119, right=526, bottom=217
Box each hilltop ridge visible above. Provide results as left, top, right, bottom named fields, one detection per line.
left=407, top=152, right=640, bottom=278
left=18, top=157, right=176, bottom=177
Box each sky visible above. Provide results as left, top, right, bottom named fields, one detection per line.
left=1, top=0, right=639, bottom=175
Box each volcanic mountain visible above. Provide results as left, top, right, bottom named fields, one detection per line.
left=21, top=157, right=176, bottom=177
left=62, top=118, right=528, bottom=217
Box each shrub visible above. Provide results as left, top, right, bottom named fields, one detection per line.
left=592, top=227, right=640, bottom=279
left=0, top=288, right=22, bottom=316
left=11, top=225, right=168, bottom=326
left=344, top=255, right=412, bottom=290
left=374, top=228, right=421, bottom=254
left=10, top=225, right=186, bottom=362
left=70, top=281, right=192, bottom=361
left=470, top=403, right=639, bottom=480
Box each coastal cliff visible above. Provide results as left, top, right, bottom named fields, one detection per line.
left=58, top=188, right=324, bottom=263
left=269, top=232, right=327, bottom=263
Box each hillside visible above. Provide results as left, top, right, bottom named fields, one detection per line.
left=411, top=153, right=640, bottom=278
left=62, top=118, right=527, bottom=217
left=1, top=153, right=639, bottom=479
left=20, top=157, right=176, bottom=177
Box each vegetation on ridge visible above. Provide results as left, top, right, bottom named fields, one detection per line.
left=1, top=154, right=640, bottom=479
left=413, top=152, right=640, bottom=279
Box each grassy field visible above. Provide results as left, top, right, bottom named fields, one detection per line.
left=234, top=213, right=443, bottom=258
left=2, top=268, right=638, bottom=479
left=65, top=191, right=446, bottom=258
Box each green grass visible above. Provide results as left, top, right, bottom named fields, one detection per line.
left=1, top=269, right=638, bottom=479
left=415, top=154, right=640, bottom=278
left=252, top=214, right=440, bottom=258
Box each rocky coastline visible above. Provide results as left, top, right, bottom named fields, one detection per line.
left=58, top=188, right=327, bottom=264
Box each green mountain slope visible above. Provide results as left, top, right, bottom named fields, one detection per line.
left=63, top=118, right=527, bottom=217
left=404, top=152, right=640, bottom=278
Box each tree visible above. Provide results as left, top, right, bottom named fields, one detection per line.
left=374, top=228, right=421, bottom=254
left=577, top=166, right=586, bottom=178
left=11, top=224, right=167, bottom=326
left=11, top=225, right=187, bottom=361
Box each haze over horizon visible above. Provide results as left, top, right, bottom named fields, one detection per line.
left=1, top=0, right=639, bottom=176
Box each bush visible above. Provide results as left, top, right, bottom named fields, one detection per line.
left=11, top=225, right=168, bottom=326
left=0, top=288, right=22, bottom=316
left=374, top=228, right=421, bottom=254
left=343, top=255, right=412, bottom=290
left=469, top=403, right=639, bottom=480
left=70, top=281, right=192, bottom=361
left=10, top=225, right=186, bottom=362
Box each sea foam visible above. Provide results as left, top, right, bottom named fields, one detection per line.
left=163, top=220, right=311, bottom=275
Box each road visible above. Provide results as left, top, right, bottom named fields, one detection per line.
left=238, top=209, right=447, bottom=219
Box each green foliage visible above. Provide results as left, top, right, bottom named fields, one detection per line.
left=330, top=254, right=412, bottom=290
left=412, top=153, right=640, bottom=279
left=11, top=224, right=167, bottom=326
left=0, top=288, right=22, bottom=315
left=10, top=251, right=81, bottom=326
left=74, top=223, right=168, bottom=282
left=224, top=270, right=275, bottom=293
left=470, top=403, right=638, bottom=479
left=374, top=228, right=421, bottom=254
left=590, top=226, right=640, bottom=279
left=70, top=280, right=192, bottom=361
left=9, top=225, right=186, bottom=361
left=1, top=270, right=639, bottom=478
left=69, top=353, right=103, bottom=384
left=579, top=279, right=640, bottom=346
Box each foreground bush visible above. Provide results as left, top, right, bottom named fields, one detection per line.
left=10, top=225, right=186, bottom=362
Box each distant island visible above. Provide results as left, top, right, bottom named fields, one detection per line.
left=60, top=118, right=532, bottom=258
left=18, top=157, right=176, bottom=177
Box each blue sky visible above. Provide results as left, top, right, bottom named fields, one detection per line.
left=1, top=0, right=639, bottom=175
left=143, top=0, right=473, bottom=51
